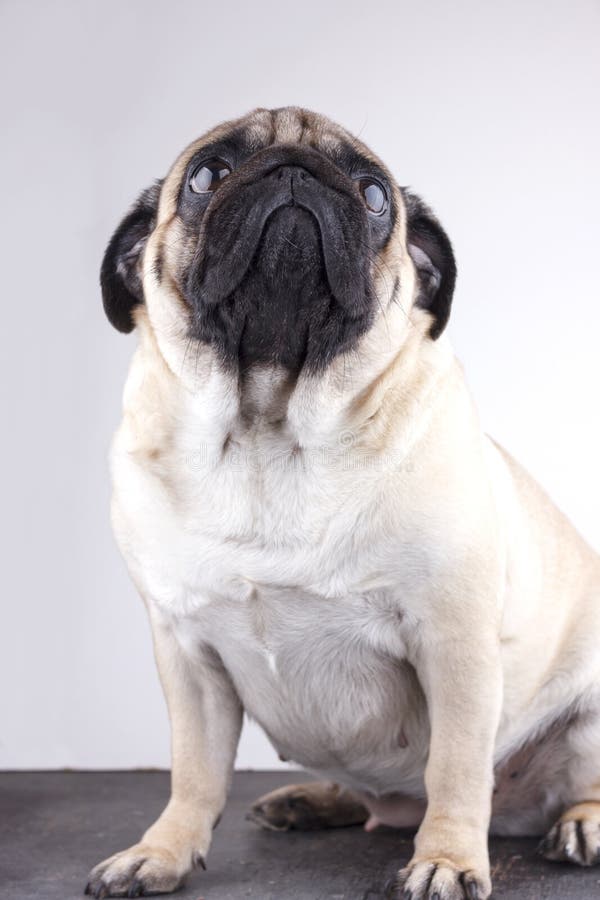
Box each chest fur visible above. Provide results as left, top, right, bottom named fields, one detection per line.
left=110, top=411, right=435, bottom=791
left=112, top=404, right=433, bottom=612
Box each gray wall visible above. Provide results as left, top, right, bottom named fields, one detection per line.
left=1, top=0, right=599, bottom=769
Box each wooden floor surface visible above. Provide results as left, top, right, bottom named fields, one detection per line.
left=1, top=771, right=598, bottom=899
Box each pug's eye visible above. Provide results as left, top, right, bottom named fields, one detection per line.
left=190, top=159, right=232, bottom=193
left=358, top=178, right=387, bottom=215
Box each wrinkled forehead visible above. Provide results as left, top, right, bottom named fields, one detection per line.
left=158, top=106, right=397, bottom=220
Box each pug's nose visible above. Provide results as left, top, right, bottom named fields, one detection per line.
left=275, top=164, right=311, bottom=195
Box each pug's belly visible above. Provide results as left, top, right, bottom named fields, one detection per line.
left=189, top=586, right=430, bottom=797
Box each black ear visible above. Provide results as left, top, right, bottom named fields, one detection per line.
left=402, top=189, right=457, bottom=340
left=100, top=180, right=162, bottom=333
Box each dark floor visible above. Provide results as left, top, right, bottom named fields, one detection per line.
left=1, top=771, right=598, bottom=899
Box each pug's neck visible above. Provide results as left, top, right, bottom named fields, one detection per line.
left=130, top=303, right=455, bottom=464
left=237, top=365, right=297, bottom=425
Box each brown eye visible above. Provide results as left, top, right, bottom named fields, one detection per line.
left=359, top=178, right=387, bottom=215
left=190, top=158, right=232, bottom=193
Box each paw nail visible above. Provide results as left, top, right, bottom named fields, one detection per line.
left=382, top=879, right=396, bottom=899
left=465, top=881, right=480, bottom=900
left=193, top=852, right=207, bottom=870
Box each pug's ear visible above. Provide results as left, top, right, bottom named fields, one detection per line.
left=402, top=189, right=457, bottom=340
left=100, top=180, right=163, bottom=333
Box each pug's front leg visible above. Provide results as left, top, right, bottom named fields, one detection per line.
left=85, top=612, right=243, bottom=898
left=393, top=625, right=502, bottom=900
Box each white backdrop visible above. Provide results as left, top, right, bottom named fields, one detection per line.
left=1, top=0, right=599, bottom=770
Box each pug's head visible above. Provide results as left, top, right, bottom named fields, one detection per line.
left=101, top=107, right=456, bottom=377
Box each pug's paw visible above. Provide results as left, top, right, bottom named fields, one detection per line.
left=539, top=801, right=600, bottom=867
left=388, top=856, right=491, bottom=900
left=84, top=842, right=204, bottom=897
left=247, top=781, right=368, bottom=831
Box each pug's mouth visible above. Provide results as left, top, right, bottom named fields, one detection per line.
left=182, top=147, right=378, bottom=373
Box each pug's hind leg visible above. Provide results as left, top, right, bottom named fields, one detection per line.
left=538, top=702, right=600, bottom=867
left=247, top=781, right=368, bottom=831
left=539, top=801, right=600, bottom=866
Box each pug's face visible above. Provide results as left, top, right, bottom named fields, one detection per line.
left=102, top=107, right=456, bottom=376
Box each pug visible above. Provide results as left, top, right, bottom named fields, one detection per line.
left=85, top=107, right=600, bottom=900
